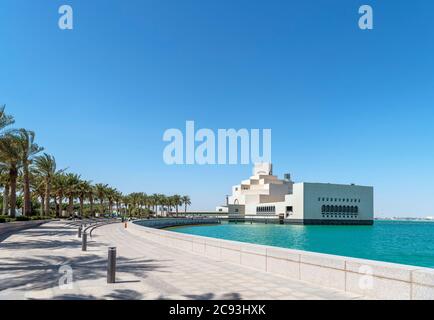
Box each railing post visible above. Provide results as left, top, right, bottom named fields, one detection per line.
left=82, top=232, right=87, bottom=251
left=107, top=247, right=117, bottom=283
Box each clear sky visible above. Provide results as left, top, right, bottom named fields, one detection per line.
left=1, top=0, right=433, bottom=217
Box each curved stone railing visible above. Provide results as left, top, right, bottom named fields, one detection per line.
left=129, top=221, right=434, bottom=300
left=88, top=220, right=120, bottom=237
left=134, top=218, right=220, bottom=229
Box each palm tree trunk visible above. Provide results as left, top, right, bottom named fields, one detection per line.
left=89, top=195, right=94, bottom=216
left=185, top=204, right=187, bottom=213
left=79, top=197, right=84, bottom=216
left=57, top=195, right=62, bottom=218
left=54, top=197, right=58, bottom=217
left=40, top=196, right=45, bottom=216
left=9, top=167, right=18, bottom=218
left=23, top=163, right=32, bottom=216
left=68, top=196, right=74, bottom=216
left=2, top=183, right=9, bottom=216
left=44, top=179, right=50, bottom=216
left=100, top=200, right=104, bottom=215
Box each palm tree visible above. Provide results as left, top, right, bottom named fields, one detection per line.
left=113, top=190, right=123, bottom=216
left=106, top=187, right=118, bottom=215
left=77, top=180, right=92, bottom=216
left=94, top=183, right=108, bottom=216
left=0, top=106, right=195, bottom=221
left=0, top=134, right=21, bottom=217
left=0, top=105, right=14, bottom=134
left=164, top=196, right=173, bottom=215
left=0, top=167, right=10, bottom=216
left=122, top=194, right=131, bottom=216
left=157, top=194, right=166, bottom=216
left=64, top=173, right=81, bottom=217
left=53, top=173, right=68, bottom=217
left=87, top=184, right=95, bottom=216
left=16, top=129, right=43, bottom=216
left=182, top=195, right=191, bottom=214
left=125, top=193, right=136, bottom=216
left=150, top=193, right=158, bottom=215
left=30, top=174, right=46, bottom=216
left=172, top=194, right=182, bottom=216
left=33, top=153, right=62, bottom=216
left=0, top=107, right=15, bottom=216
left=138, top=192, right=147, bottom=215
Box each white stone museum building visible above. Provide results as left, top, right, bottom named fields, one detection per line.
left=216, top=163, right=374, bottom=225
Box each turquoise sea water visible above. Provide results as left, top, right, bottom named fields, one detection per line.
left=169, top=221, right=434, bottom=268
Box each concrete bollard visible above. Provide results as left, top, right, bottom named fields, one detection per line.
left=124, top=222, right=127, bottom=229
left=107, top=247, right=117, bottom=283
left=82, top=232, right=87, bottom=251
left=78, top=226, right=82, bottom=238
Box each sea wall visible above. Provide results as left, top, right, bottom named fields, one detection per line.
left=134, top=218, right=220, bottom=229
left=130, top=220, right=434, bottom=300
left=228, top=216, right=373, bottom=225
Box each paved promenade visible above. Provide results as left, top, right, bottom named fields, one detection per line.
left=0, top=221, right=363, bottom=300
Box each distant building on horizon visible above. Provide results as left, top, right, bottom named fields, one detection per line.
left=216, top=163, right=374, bottom=225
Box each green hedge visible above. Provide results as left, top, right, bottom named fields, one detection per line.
left=0, top=215, right=11, bottom=223
left=15, top=216, right=30, bottom=221
left=30, top=216, right=53, bottom=221
left=0, top=215, right=53, bottom=223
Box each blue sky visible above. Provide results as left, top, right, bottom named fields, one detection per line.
left=1, top=0, right=433, bottom=216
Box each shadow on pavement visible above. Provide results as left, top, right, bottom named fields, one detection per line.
left=51, top=289, right=145, bottom=300
left=0, top=254, right=165, bottom=292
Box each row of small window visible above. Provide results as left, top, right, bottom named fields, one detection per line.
left=257, top=213, right=276, bottom=216
left=256, top=206, right=276, bottom=213
left=318, top=197, right=360, bottom=203
left=322, top=214, right=358, bottom=219
left=321, top=205, right=359, bottom=213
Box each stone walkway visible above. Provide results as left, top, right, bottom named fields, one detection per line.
left=0, top=221, right=363, bottom=300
